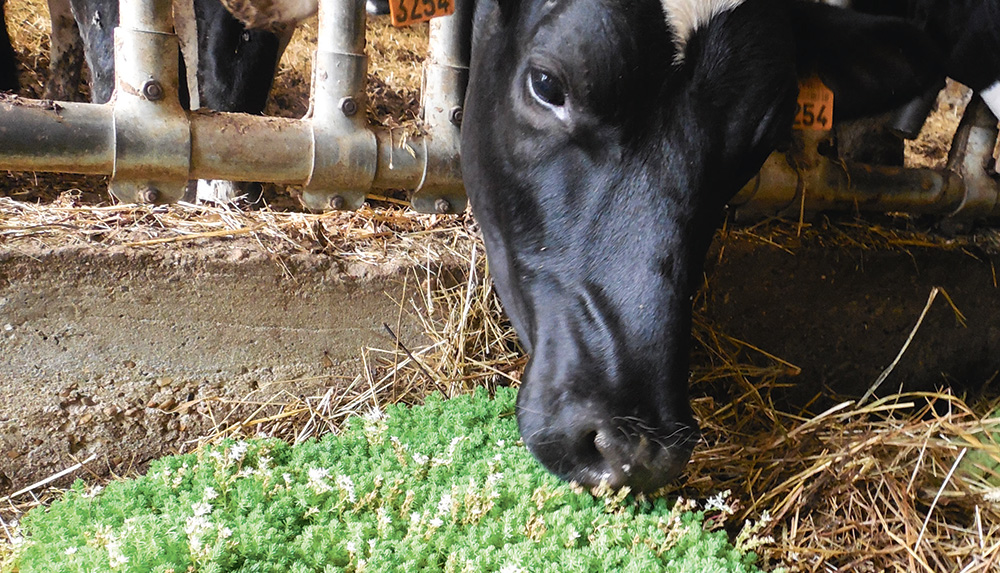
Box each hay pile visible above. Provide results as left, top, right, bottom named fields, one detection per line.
left=4, top=2, right=1000, bottom=571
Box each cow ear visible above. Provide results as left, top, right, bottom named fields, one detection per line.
left=789, top=2, right=945, bottom=120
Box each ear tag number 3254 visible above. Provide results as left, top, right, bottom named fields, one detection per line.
left=390, top=0, right=453, bottom=27
left=794, top=76, right=834, bottom=131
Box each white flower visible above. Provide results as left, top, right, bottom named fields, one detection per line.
left=429, top=518, right=444, bottom=528
left=308, top=467, right=330, bottom=481
left=185, top=514, right=214, bottom=557
left=437, top=493, right=453, bottom=515
left=219, top=526, right=233, bottom=539
left=106, top=537, right=129, bottom=569
left=336, top=475, right=357, bottom=503
left=81, top=485, right=104, bottom=499
left=704, top=490, right=735, bottom=515
left=64, top=547, right=78, bottom=555
left=412, top=452, right=429, bottom=465
left=346, top=541, right=357, bottom=553
left=307, top=467, right=333, bottom=494
left=192, top=502, right=212, bottom=517
left=203, top=487, right=219, bottom=501
left=227, top=441, right=249, bottom=464
left=432, top=437, right=466, bottom=466
left=376, top=507, right=391, bottom=529
left=185, top=515, right=212, bottom=535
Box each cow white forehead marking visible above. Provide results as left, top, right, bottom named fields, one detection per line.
left=660, top=0, right=747, bottom=56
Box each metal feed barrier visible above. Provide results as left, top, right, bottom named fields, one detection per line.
left=734, top=98, right=1000, bottom=220
left=0, top=0, right=996, bottom=219
left=0, top=0, right=470, bottom=214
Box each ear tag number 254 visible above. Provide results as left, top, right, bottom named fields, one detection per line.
left=794, top=76, right=834, bottom=131
left=391, top=0, right=453, bottom=27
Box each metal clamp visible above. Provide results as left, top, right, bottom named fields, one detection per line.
left=110, top=0, right=190, bottom=204
left=300, top=0, right=376, bottom=211
left=411, top=0, right=471, bottom=214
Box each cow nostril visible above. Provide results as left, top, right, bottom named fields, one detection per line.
left=578, top=429, right=604, bottom=464
left=593, top=429, right=630, bottom=469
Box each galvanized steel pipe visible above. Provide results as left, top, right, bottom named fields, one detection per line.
left=411, top=0, right=471, bottom=214
left=299, top=0, right=377, bottom=211
left=732, top=100, right=1000, bottom=220
left=0, top=0, right=467, bottom=212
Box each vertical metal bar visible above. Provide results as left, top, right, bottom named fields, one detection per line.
left=946, top=97, right=1000, bottom=218
left=118, top=0, right=174, bottom=32
left=300, top=0, right=377, bottom=211
left=411, top=0, right=471, bottom=214
left=110, top=0, right=190, bottom=204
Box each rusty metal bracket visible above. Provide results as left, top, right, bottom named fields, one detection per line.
left=946, top=98, right=1000, bottom=218
left=732, top=97, right=1000, bottom=221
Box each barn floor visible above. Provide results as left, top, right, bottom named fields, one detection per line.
left=0, top=234, right=440, bottom=494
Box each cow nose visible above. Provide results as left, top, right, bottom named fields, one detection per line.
left=531, top=419, right=698, bottom=493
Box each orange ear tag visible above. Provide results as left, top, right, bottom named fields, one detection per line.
left=390, top=0, right=455, bottom=27
left=794, top=76, right=834, bottom=131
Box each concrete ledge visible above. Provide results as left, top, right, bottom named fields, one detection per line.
left=0, top=243, right=441, bottom=495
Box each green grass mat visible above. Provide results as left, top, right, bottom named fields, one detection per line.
left=7, top=388, right=761, bottom=572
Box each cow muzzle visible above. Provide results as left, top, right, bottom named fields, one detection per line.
left=517, top=397, right=700, bottom=493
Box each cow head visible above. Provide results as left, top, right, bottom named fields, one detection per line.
left=461, top=0, right=942, bottom=492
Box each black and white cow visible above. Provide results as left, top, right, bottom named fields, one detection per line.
left=460, top=0, right=948, bottom=492
left=851, top=0, right=1000, bottom=120
left=0, top=0, right=18, bottom=93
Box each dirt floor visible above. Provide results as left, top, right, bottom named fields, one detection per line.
left=704, top=226, right=1000, bottom=405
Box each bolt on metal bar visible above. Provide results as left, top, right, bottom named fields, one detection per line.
left=111, top=0, right=189, bottom=204
left=299, top=0, right=377, bottom=211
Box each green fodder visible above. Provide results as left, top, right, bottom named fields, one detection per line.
left=6, top=389, right=763, bottom=573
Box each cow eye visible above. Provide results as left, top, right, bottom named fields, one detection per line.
left=527, top=68, right=567, bottom=109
